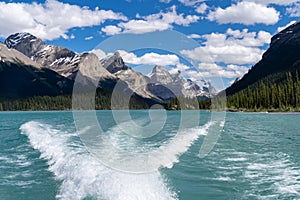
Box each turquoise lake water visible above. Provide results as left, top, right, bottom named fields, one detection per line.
left=0, top=111, right=299, bottom=200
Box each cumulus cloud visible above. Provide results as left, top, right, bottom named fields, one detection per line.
left=277, top=20, right=297, bottom=32
left=195, top=3, right=208, bottom=14
left=103, top=6, right=199, bottom=35
left=0, top=0, right=127, bottom=40
left=207, top=2, right=279, bottom=25
left=101, top=25, right=122, bottom=35
left=90, top=49, right=107, bottom=60
left=118, top=50, right=180, bottom=66
left=183, top=64, right=249, bottom=79
left=188, top=33, right=202, bottom=39
left=181, top=28, right=271, bottom=65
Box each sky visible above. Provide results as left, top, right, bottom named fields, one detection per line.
left=0, top=0, right=300, bottom=88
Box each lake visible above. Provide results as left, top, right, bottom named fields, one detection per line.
left=0, top=111, right=299, bottom=200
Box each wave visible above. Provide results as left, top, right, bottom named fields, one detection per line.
left=244, top=153, right=300, bottom=198
left=20, top=120, right=212, bottom=200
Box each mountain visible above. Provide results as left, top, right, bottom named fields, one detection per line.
left=99, top=52, right=161, bottom=100
left=227, top=21, right=300, bottom=95
left=5, top=33, right=113, bottom=81
left=148, top=65, right=211, bottom=100
left=3, top=32, right=215, bottom=110
left=6, top=33, right=80, bottom=77
left=225, top=21, right=300, bottom=111
left=0, top=42, right=73, bottom=99
left=2, top=33, right=162, bottom=109
left=5, top=33, right=129, bottom=91
left=100, top=53, right=213, bottom=101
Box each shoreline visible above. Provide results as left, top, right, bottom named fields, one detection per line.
left=1, top=109, right=300, bottom=114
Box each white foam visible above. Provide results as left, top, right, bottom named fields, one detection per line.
left=214, top=176, right=235, bottom=182
left=244, top=153, right=300, bottom=198
left=20, top=121, right=178, bottom=200
left=224, top=157, right=247, bottom=162
left=91, top=120, right=213, bottom=172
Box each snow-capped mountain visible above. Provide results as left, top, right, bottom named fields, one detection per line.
left=5, top=33, right=81, bottom=77
left=0, top=42, right=73, bottom=98
left=4, top=32, right=214, bottom=102
left=5, top=32, right=115, bottom=82
left=148, top=65, right=214, bottom=99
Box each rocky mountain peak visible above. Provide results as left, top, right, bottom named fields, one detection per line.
left=151, top=65, right=169, bottom=74
left=5, top=33, right=45, bottom=58
left=100, top=51, right=129, bottom=73
left=149, top=65, right=174, bottom=84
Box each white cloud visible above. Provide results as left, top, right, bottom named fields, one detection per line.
left=178, top=0, right=205, bottom=6
left=247, top=0, right=300, bottom=5
left=90, top=49, right=107, bottom=60
left=159, top=0, right=172, bottom=3
left=188, top=33, right=202, bottom=39
left=70, top=34, right=75, bottom=39
left=287, top=3, right=300, bottom=16
left=118, top=20, right=172, bottom=34
left=101, top=25, right=122, bottom=35
left=184, top=64, right=249, bottom=79
left=198, top=63, right=222, bottom=71
left=195, top=3, right=208, bottom=14
left=118, top=50, right=180, bottom=66
left=181, top=28, right=271, bottom=65
left=277, top=21, right=297, bottom=32
left=84, top=36, right=94, bottom=40
left=198, top=63, right=248, bottom=78
left=207, top=2, right=279, bottom=25
left=107, top=6, right=199, bottom=35
left=0, top=0, right=127, bottom=40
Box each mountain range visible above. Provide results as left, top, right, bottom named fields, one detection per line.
left=1, top=32, right=213, bottom=109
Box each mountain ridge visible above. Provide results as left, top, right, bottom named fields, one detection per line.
left=226, top=21, right=300, bottom=96
left=4, top=32, right=212, bottom=102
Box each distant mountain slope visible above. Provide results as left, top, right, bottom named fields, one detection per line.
left=226, top=21, right=300, bottom=95
left=0, top=42, right=73, bottom=99
left=5, top=33, right=114, bottom=80
left=224, top=21, right=300, bottom=111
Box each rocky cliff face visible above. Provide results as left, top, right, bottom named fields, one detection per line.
left=5, top=33, right=45, bottom=58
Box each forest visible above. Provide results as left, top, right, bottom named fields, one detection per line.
left=1, top=70, right=299, bottom=112
left=225, top=70, right=300, bottom=112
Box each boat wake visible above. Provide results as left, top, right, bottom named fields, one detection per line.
left=20, top=120, right=212, bottom=199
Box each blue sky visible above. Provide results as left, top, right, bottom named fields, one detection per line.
left=0, top=0, right=300, bottom=88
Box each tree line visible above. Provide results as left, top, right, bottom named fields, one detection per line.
left=1, top=70, right=299, bottom=112
left=226, top=70, right=300, bottom=111
left=0, top=89, right=150, bottom=111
